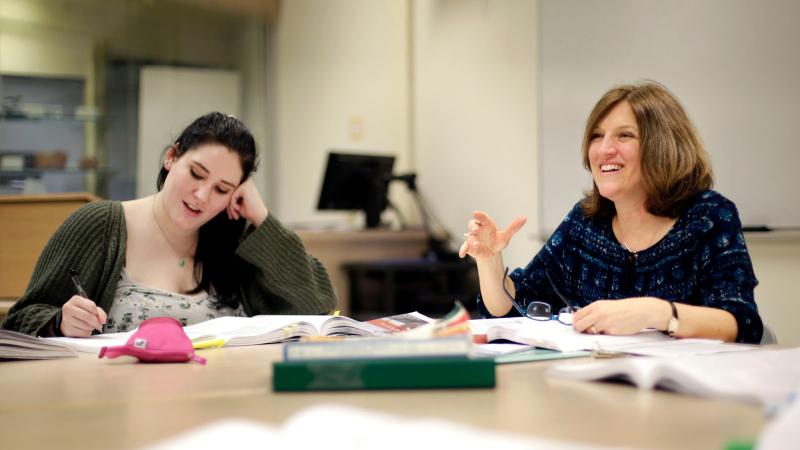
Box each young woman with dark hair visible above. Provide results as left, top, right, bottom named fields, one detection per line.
left=3, top=112, right=336, bottom=337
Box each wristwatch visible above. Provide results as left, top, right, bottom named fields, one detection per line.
left=666, top=301, right=679, bottom=336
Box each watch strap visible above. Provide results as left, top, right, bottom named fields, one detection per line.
left=666, top=301, right=679, bottom=336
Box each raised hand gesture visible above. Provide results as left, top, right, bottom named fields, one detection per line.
left=458, top=211, right=527, bottom=263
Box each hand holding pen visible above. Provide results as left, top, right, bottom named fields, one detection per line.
left=58, top=269, right=107, bottom=337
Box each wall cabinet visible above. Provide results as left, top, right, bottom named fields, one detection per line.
left=0, top=75, right=104, bottom=196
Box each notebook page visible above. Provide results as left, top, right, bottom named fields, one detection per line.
left=48, top=330, right=135, bottom=354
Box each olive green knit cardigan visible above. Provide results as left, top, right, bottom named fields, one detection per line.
left=2, top=201, right=337, bottom=336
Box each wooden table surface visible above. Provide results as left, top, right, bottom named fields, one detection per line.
left=0, top=345, right=764, bottom=450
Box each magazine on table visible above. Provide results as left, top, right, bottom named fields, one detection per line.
left=282, top=302, right=474, bottom=361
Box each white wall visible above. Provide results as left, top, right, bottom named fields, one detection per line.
left=137, top=67, right=241, bottom=197
left=273, top=0, right=411, bottom=227
left=413, top=0, right=538, bottom=268
left=271, top=0, right=800, bottom=345
left=747, top=236, right=800, bottom=346
left=539, top=0, right=800, bottom=232
left=272, top=0, right=538, bottom=261
left=235, top=20, right=270, bottom=197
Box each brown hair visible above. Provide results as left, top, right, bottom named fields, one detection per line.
left=580, top=81, right=713, bottom=219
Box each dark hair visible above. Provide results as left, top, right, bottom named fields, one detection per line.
left=580, top=81, right=714, bottom=219
left=157, top=112, right=258, bottom=309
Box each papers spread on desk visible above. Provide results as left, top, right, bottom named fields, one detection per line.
left=469, top=317, right=752, bottom=356
left=145, top=404, right=626, bottom=450
left=547, top=347, right=800, bottom=408
left=38, top=312, right=435, bottom=357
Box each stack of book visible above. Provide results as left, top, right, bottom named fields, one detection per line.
left=0, top=330, right=79, bottom=360
left=272, top=303, right=496, bottom=391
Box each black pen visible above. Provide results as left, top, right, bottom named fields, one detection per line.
left=69, top=269, right=89, bottom=299
left=69, top=269, right=102, bottom=334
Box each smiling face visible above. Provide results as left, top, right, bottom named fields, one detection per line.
left=160, top=143, right=244, bottom=231
left=587, top=101, right=645, bottom=206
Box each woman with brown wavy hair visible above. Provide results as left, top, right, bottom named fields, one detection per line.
left=460, top=81, right=762, bottom=343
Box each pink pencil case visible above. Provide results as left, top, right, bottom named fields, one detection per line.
left=99, top=316, right=206, bottom=364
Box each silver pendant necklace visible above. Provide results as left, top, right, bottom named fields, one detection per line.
left=152, top=197, right=195, bottom=269
left=615, top=216, right=662, bottom=254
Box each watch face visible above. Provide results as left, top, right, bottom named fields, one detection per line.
left=668, top=317, right=679, bottom=335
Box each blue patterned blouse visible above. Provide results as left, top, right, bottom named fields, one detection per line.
left=478, top=190, right=763, bottom=344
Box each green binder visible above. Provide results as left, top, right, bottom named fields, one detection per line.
left=273, top=357, right=495, bottom=391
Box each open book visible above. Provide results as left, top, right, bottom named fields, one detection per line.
left=34, top=312, right=434, bottom=357
left=547, top=347, right=800, bottom=408
left=183, top=314, right=393, bottom=346
left=0, top=312, right=434, bottom=359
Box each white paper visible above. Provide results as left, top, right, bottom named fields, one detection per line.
left=145, top=404, right=628, bottom=450
left=470, top=318, right=753, bottom=356
left=608, top=339, right=756, bottom=357
left=471, top=318, right=671, bottom=352
left=48, top=330, right=135, bottom=354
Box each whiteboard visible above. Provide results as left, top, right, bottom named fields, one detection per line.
left=539, top=0, right=800, bottom=234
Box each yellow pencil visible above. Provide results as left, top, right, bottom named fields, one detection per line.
left=192, top=338, right=226, bottom=350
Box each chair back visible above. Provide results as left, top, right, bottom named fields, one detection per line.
left=761, top=323, right=777, bottom=345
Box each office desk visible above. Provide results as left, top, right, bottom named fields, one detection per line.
left=0, top=193, right=99, bottom=304
left=344, top=259, right=479, bottom=319
left=0, top=346, right=763, bottom=450
left=296, top=229, right=429, bottom=316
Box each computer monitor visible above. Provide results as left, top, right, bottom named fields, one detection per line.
left=317, top=152, right=396, bottom=228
